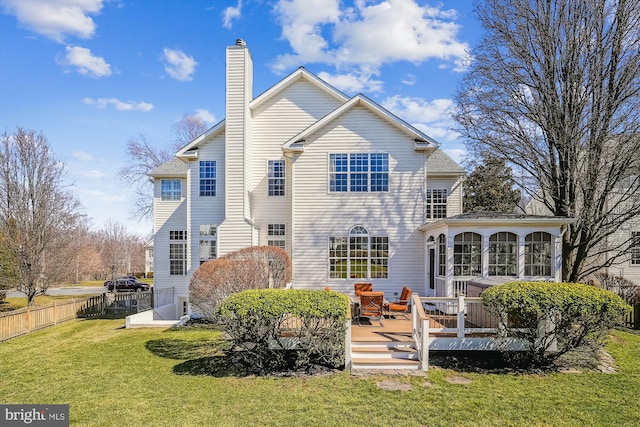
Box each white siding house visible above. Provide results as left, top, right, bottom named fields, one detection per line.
left=149, top=40, right=571, bottom=320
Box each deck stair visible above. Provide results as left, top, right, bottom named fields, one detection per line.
left=350, top=339, right=420, bottom=370
left=349, top=317, right=421, bottom=370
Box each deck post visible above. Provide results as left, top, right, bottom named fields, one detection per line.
left=345, top=319, right=352, bottom=370
left=421, top=317, right=429, bottom=371
left=457, top=294, right=465, bottom=338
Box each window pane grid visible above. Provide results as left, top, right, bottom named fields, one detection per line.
left=268, top=160, right=285, bottom=196
left=453, top=232, right=482, bottom=276
left=525, top=232, right=552, bottom=275
left=330, top=153, right=388, bottom=192
left=199, top=161, right=216, bottom=197
left=426, top=189, right=447, bottom=219
left=489, top=232, right=517, bottom=276
left=328, top=229, right=388, bottom=279
left=161, top=180, right=182, bottom=201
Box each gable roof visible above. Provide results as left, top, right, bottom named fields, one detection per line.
left=281, top=93, right=440, bottom=153
left=176, top=120, right=225, bottom=158
left=251, top=67, right=349, bottom=110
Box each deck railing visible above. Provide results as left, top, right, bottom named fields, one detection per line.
left=412, top=294, right=501, bottom=370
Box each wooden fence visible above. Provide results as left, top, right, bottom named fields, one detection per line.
left=0, top=299, right=88, bottom=342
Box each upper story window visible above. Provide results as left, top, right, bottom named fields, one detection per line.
left=328, top=226, right=388, bottom=279
left=489, top=232, right=518, bottom=276
left=329, top=153, right=389, bottom=193
left=268, top=160, right=285, bottom=196
left=199, top=161, right=216, bottom=197
left=268, top=224, right=286, bottom=248
left=631, top=231, right=640, bottom=265
left=453, top=232, right=482, bottom=276
left=525, top=232, right=552, bottom=275
left=161, top=179, right=182, bottom=201
left=426, top=189, right=447, bottom=219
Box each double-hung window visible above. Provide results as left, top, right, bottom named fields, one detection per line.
left=199, top=161, right=216, bottom=197
left=329, top=153, right=389, bottom=192
left=268, top=224, right=286, bottom=248
left=199, top=225, right=217, bottom=265
left=329, top=226, right=388, bottom=279
left=268, top=160, right=285, bottom=196
left=169, top=230, right=187, bottom=275
left=161, top=180, right=182, bottom=201
left=426, top=189, right=447, bottom=219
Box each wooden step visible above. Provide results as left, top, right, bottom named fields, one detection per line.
left=351, top=358, right=421, bottom=370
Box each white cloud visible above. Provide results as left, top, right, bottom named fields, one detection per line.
left=162, top=48, right=198, bottom=81
left=382, top=95, right=459, bottom=142
left=71, top=150, right=96, bottom=162
left=222, top=0, right=242, bottom=29
left=0, top=0, right=104, bottom=42
left=77, top=188, right=126, bottom=202
left=60, top=45, right=111, bottom=78
left=83, top=97, right=154, bottom=112
left=318, top=70, right=383, bottom=93
left=442, top=148, right=466, bottom=164
left=195, top=108, right=216, bottom=124
left=271, top=0, right=470, bottom=89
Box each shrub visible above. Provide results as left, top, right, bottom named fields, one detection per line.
left=221, top=246, right=291, bottom=288
left=481, top=281, right=630, bottom=367
left=218, top=289, right=350, bottom=375
left=189, top=246, right=292, bottom=319
left=190, top=258, right=270, bottom=319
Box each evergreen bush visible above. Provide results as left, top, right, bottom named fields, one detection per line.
left=218, top=289, right=350, bottom=374
left=481, top=281, right=630, bottom=366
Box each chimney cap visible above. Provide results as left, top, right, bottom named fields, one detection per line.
left=235, top=38, right=246, bottom=46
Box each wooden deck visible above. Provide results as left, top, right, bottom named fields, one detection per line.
left=350, top=316, right=413, bottom=343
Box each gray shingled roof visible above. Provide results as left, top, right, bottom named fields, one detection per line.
left=149, top=157, right=188, bottom=177
left=426, top=149, right=466, bottom=174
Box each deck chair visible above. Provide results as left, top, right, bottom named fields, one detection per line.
left=354, top=282, right=373, bottom=296
left=358, top=291, right=384, bottom=326
left=384, top=286, right=412, bottom=319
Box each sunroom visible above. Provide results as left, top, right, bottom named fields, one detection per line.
left=419, top=213, right=574, bottom=298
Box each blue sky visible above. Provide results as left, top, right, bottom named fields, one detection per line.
left=0, top=0, right=481, bottom=236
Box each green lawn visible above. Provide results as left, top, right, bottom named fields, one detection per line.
left=1, top=320, right=638, bottom=426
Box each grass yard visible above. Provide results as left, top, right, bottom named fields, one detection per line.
left=1, top=320, right=638, bottom=427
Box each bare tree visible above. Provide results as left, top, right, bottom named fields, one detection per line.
left=119, top=114, right=207, bottom=220
left=99, top=219, right=145, bottom=282
left=0, top=128, right=86, bottom=305
left=454, top=0, right=640, bottom=281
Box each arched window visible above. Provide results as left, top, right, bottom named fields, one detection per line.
left=437, top=234, right=447, bottom=276
left=328, top=226, right=389, bottom=279
left=489, top=232, right=518, bottom=276
left=525, top=232, right=552, bottom=276
left=453, top=232, right=482, bottom=276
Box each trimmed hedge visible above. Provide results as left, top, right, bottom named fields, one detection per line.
left=482, top=281, right=630, bottom=366
left=218, top=289, right=350, bottom=374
